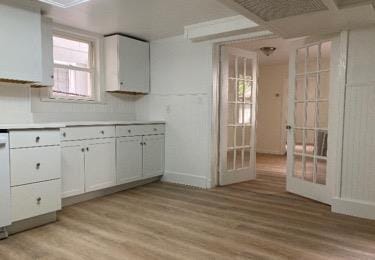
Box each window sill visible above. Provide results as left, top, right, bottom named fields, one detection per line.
left=40, top=96, right=106, bottom=105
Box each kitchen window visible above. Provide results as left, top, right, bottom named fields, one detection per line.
left=51, top=33, right=96, bottom=101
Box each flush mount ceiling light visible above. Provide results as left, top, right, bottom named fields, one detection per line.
left=38, top=0, right=90, bottom=8
left=260, top=47, right=277, bottom=56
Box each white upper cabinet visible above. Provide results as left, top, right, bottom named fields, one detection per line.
left=0, top=3, right=42, bottom=83
left=32, top=17, right=54, bottom=87
left=104, top=34, right=150, bottom=94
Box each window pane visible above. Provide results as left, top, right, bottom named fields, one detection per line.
left=53, top=68, right=92, bottom=97
left=53, top=36, right=90, bottom=68
left=227, top=150, right=234, bottom=171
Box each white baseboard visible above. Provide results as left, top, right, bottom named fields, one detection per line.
left=162, top=171, right=208, bottom=188
left=332, top=197, right=375, bottom=220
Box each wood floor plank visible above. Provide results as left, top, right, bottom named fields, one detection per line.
left=0, top=154, right=375, bottom=259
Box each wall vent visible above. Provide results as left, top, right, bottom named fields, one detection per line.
left=233, top=0, right=328, bottom=21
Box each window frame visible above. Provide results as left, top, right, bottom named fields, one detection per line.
left=45, top=28, right=101, bottom=103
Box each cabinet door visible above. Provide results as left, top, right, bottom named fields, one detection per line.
left=116, top=136, right=143, bottom=184
left=61, top=142, right=85, bottom=198
left=143, top=135, right=165, bottom=178
left=118, top=36, right=150, bottom=93
left=85, top=138, right=116, bottom=192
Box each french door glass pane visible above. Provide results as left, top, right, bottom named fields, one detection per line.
left=245, top=126, right=251, bottom=146
left=296, top=48, right=306, bottom=74
left=237, top=80, right=245, bottom=102
left=236, top=126, right=243, bottom=147
left=294, top=154, right=303, bottom=178
left=295, top=103, right=305, bottom=127
left=294, top=129, right=304, bottom=153
left=305, top=130, right=316, bottom=156
left=316, top=158, right=327, bottom=185
left=238, top=57, right=245, bottom=79
left=307, top=75, right=317, bottom=100
left=307, top=45, right=319, bottom=72
left=304, top=156, right=314, bottom=182
left=228, top=79, right=236, bottom=102
left=235, top=150, right=243, bottom=169
left=317, top=102, right=329, bottom=128
left=320, top=42, right=331, bottom=71
left=319, top=72, right=330, bottom=99
left=244, top=149, right=251, bottom=168
left=295, top=76, right=304, bottom=101
left=227, top=126, right=235, bottom=148
left=227, top=150, right=234, bottom=170
left=244, top=81, right=252, bottom=102
left=228, top=104, right=235, bottom=124
left=306, top=102, right=316, bottom=128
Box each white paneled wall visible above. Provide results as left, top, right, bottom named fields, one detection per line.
left=136, top=35, right=213, bottom=188
left=334, top=26, right=375, bottom=219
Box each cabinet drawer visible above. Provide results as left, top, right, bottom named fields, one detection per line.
left=142, top=124, right=165, bottom=136
left=116, top=124, right=165, bottom=137
left=11, top=179, right=61, bottom=222
left=10, top=130, right=60, bottom=148
left=61, top=126, right=115, bottom=141
left=10, top=146, right=61, bottom=186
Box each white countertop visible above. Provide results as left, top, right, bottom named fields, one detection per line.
left=0, top=121, right=165, bottom=130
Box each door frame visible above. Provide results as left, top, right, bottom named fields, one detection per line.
left=210, top=31, right=348, bottom=202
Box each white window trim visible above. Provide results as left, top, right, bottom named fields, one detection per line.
left=41, top=24, right=104, bottom=104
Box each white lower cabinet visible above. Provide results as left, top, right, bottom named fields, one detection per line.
left=61, top=138, right=116, bottom=198
left=143, top=135, right=165, bottom=178
left=85, top=139, right=116, bottom=192
left=61, top=124, right=164, bottom=199
left=116, top=136, right=143, bottom=184
left=61, top=141, right=85, bottom=198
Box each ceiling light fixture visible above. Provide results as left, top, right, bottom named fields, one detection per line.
left=38, top=0, right=90, bottom=8
left=260, top=47, right=277, bottom=56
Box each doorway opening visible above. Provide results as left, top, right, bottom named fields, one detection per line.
left=218, top=36, right=333, bottom=201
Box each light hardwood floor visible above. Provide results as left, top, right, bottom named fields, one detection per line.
left=1, top=160, right=375, bottom=259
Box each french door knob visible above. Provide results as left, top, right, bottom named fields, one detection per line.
left=36, top=197, right=42, bottom=205
left=36, top=163, right=41, bottom=169
left=286, top=125, right=292, bottom=130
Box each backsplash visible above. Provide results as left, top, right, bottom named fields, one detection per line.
left=0, top=84, right=138, bottom=124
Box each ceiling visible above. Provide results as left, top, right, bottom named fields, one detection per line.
left=25, top=0, right=237, bottom=40
left=228, top=37, right=331, bottom=65
left=218, top=0, right=375, bottom=38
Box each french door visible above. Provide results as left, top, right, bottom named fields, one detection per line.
left=219, top=47, right=258, bottom=186
left=287, top=40, right=332, bottom=204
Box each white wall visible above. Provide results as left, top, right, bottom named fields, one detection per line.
left=257, top=63, right=288, bottom=155
left=333, top=26, right=375, bottom=219
left=136, top=35, right=213, bottom=188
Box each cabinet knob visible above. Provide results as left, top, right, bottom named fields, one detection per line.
left=86, top=147, right=89, bottom=152
left=153, top=128, right=157, bottom=131
left=100, top=130, right=105, bottom=135
left=143, top=142, right=147, bottom=146
left=50, top=75, right=54, bottom=79
left=140, top=142, right=143, bottom=146
left=120, top=82, right=124, bottom=86
left=128, top=129, right=131, bottom=133
left=35, top=136, right=40, bottom=143
left=36, top=163, right=41, bottom=169
left=81, top=148, right=85, bottom=152
left=62, top=132, right=66, bottom=137
left=36, top=197, right=42, bottom=205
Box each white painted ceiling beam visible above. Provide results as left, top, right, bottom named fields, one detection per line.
left=184, top=15, right=261, bottom=42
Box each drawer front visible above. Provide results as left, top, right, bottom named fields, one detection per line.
left=61, top=126, right=115, bottom=141
left=116, top=124, right=165, bottom=137
left=11, top=146, right=61, bottom=186
left=142, top=124, right=165, bottom=136
left=11, top=179, right=61, bottom=222
left=10, top=130, right=60, bottom=148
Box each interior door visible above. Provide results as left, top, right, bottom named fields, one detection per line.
left=219, top=47, right=258, bottom=185
left=287, top=40, right=332, bottom=204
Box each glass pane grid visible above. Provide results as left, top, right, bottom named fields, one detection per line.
left=292, top=42, right=330, bottom=185
left=226, top=55, right=254, bottom=172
